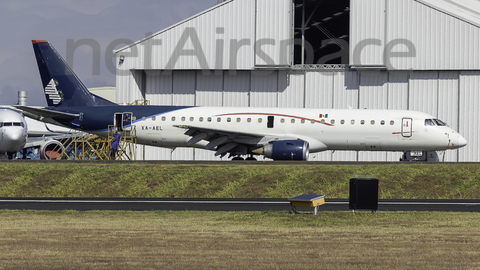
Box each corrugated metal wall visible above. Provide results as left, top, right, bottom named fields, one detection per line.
left=350, top=0, right=386, bottom=66
left=351, top=0, right=480, bottom=69
left=116, top=0, right=293, bottom=72
left=459, top=71, right=480, bottom=162
left=255, top=0, right=292, bottom=66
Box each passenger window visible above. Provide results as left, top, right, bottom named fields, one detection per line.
left=247, top=118, right=252, bottom=123
left=142, top=117, right=146, bottom=121
left=152, top=116, right=156, bottom=121
left=301, top=119, right=305, bottom=124
left=199, top=117, right=204, bottom=122
left=351, top=120, right=355, bottom=125
left=381, top=120, right=385, bottom=125
left=190, top=117, right=194, bottom=122
left=320, top=119, right=324, bottom=124
left=227, top=118, right=231, bottom=122
left=280, top=119, right=285, bottom=123
left=390, top=120, right=395, bottom=125
left=237, top=118, right=241, bottom=122
left=217, top=118, right=221, bottom=122
left=371, top=120, right=375, bottom=125
left=181, top=117, right=186, bottom=121
left=331, top=120, right=335, bottom=124
left=360, top=120, right=365, bottom=125
left=258, top=118, right=263, bottom=123
left=207, top=117, right=212, bottom=122
left=291, top=119, right=295, bottom=124
left=161, top=116, right=166, bottom=121
left=341, top=120, right=345, bottom=124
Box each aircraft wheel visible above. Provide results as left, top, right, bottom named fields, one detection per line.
left=245, top=157, right=257, bottom=161
left=232, top=157, right=245, bottom=161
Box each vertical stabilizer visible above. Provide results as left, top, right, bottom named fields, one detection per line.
left=31, top=40, right=116, bottom=107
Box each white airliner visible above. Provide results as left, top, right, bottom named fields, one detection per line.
left=0, top=108, right=27, bottom=159
left=14, top=40, right=467, bottom=161
left=0, top=107, right=71, bottom=159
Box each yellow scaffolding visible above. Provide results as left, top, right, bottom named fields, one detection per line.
left=56, top=126, right=137, bottom=160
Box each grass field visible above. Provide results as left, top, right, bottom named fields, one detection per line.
left=1, top=161, right=479, bottom=269
left=1, top=162, right=480, bottom=199
left=0, top=210, right=479, bottom=269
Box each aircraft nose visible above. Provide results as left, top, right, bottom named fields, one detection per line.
left=450, top=132, right=467, bottom=149
left=2, top=130, right=24, bottom=151
left=457, top=135, right=467, bottom=148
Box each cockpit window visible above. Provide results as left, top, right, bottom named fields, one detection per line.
left=0, top=122, right=23, bottom=127
left=425, top=119, right=448, bottom=126
left=425, top=119, right=434, bottom=126
left=433, top=119, right=447, bottom=126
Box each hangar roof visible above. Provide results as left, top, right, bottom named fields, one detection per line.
left=418, top=0, right=480, bottom=27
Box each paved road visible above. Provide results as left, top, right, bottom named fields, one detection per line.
left=1, top=198, right=479, bottom=212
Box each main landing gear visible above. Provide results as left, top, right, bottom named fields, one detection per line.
left=232, top=155, right=257, bottom=161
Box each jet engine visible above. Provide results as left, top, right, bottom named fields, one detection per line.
left=39, top=139, right=65, bottom=160
left=253, top=140, right=309, bottom=161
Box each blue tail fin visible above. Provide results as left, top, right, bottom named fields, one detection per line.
left=32, top=40, right=117, bottom=107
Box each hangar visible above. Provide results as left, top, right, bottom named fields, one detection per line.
left=114, top=0, right=480, bottom=161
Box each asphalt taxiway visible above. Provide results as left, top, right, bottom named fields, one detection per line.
left=1, top=198, right=479, bottom=212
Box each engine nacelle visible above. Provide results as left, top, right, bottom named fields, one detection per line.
left=262, top=140, right=309, bottom=161
left=40, top=139, right=64, bottom=160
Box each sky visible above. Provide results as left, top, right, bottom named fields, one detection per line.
left=0, top=0, right=218, bottom=106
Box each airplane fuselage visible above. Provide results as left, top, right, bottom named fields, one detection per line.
left=48, top=106, right=466, bottom=153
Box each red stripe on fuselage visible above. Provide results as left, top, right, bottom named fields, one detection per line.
left=214, top=112, right=334, bottom=126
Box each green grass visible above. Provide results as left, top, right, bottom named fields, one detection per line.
left=1, top=210, right=479, bottom=269
left=1, top=161, right=480, bottom=199
left=1, top=162, right=480, bottom=269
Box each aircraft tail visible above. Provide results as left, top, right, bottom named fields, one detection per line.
left=31, top=40, right=117, bottom=107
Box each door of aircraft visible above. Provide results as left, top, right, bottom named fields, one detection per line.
left=114, top=112, right=133, bottom=132
left=402, top=118, right=413, bottom=138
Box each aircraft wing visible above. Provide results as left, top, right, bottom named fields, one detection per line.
left=14, top=106, right=79, bottom=121
left=174, top=125, right=299, bottom=157
left=175, top=125, right=264, bottom=139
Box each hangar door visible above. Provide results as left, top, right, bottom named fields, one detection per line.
left=255, top=0, right=292, bottom=66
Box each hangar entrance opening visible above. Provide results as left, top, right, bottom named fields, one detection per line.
left=293, top=0, right=350, bottom=65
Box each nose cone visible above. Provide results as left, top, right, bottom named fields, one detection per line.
left=1, top=130, right=25, bottom=152
left=450, top=133, right=467, bottom=149
left=457, top=135, right=467, bottom=148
